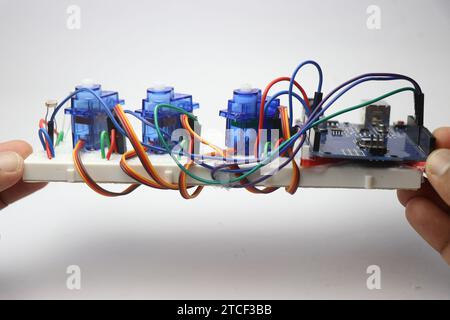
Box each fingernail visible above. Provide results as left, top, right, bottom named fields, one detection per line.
left=426, top=149, right=450, bottom=177
left=0, top=151, right=22, bottom=173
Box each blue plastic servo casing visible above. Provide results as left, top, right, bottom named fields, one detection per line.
left=219, top=87, right=281, bottom=156
left=65, top=84, right=124, bottom=150
left=137, top=86, right=199, bottom=152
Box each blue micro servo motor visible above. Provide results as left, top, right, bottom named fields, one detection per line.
left=219, top=87, right=281, bottom=155
left=137, top=86, right=199, bottom=152
left=65, top=82, right=124, bottom=151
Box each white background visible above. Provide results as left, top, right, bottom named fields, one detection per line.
left=0, top=0, right=449, bottom=299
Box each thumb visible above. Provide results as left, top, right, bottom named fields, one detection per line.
left=0, top=151, right=24, bottom=192
left=426, top=148, right=450, bottom=206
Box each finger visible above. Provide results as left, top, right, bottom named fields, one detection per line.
left=0, top=140, right=47, bottom=210
left=426, top=149, right=450, bottom=206
left=0, top=151, right=24, bottom=193
left=405, top=196, right=450, bottom=265
left=433, top=127, right=450, bottom=149
left=0, top=140, right=33, bottom=159
left=0, top=180, right=47, bottom=210
left=397, top=179, right=450, bottom=212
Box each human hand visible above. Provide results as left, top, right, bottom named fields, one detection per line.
left=0, top=140, right=47, bottom=210
left=397, top=127, right=450, bottom=265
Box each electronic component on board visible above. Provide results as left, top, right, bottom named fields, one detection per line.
left=309, top=101, right=435, bottom=162
left=363, top=102, right=390, bottom=128
left=219, top=86, right=280, bottom=155
left=137, top=86, right=199, bottom=153
left=357, top=134, right=388, bottom=155
left=331, top=128, right=343, bottom=136
left=64, top=82, right=124, bottom=151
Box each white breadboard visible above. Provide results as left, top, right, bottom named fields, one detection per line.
left=23, top=146, right=423, bottom=190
